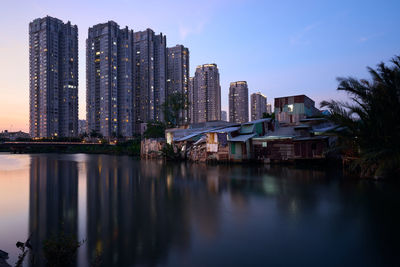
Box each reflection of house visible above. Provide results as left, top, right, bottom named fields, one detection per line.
left=274, top=95, right=320, bottom=124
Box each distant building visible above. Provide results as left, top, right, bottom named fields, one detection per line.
left=78, top=120, right=87, bottom=135
left=0, top=130, right=31, bottom=140
left=221, top=110, right=227, bottom=121
left=134, top=29, right=167, bottom=127
left=86, top=21, right=134, bottom=138
left=29, top=16, right=78, bottom=138
left=266, top=104, right=272, bottom=114
left=274, top=95, right=320, bottom=124
left=188, top=77, right=194, bottom=123
left=229, top=81, right=249, bottom=123
left=167, top=45, right=190, bottom=124
left=251, top=92, right=267, bottom=121
left=191, top=64, right=221, bottom=123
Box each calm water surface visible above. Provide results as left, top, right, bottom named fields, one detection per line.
left=0, top=153, right=399, bottom=266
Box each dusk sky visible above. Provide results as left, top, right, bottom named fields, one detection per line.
left=0, top=0, right=399, bottom=132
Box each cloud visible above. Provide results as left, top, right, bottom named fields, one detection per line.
left=358, top=32, right=383, bottom=43
left=290, top=22, right=321, bottom=45
left=178, top=20, right=207, bottom=40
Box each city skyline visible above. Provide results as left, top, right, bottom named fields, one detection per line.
left=1, top=0, right=400, bottom=132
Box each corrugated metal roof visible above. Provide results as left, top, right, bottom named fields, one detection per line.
left=243, top=118, right=272, bottom=125
left=294, top=124, right=311, bottom=129
left=208, top=126, right=240, bottom=133
left=253, top=135, right=294, bottom=140
left=313, top=125, right=337, bottom=133
left=194, top=136, right=206, bottom=145
left=293, top=136, right=329, bottom=141
left=228, top=133, right=257, bottom=142
left=175, top=132, right=203, bottom=141
left=240, top=124, right=255, bottom=134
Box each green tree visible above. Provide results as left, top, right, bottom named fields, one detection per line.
left=89, top=130, right=103, bottom=138
left=144, top=121, right=166, bottom=139
left=262, top=112, right=275, bottom=119
left=162, top=92, right=187, bottom=128
left=321, top=56, right=400, bottom=178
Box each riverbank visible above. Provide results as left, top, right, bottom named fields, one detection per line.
left=0, top=140, right=140, bottom=156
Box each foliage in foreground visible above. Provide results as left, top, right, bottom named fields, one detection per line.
left=321, top=56, right=400, bottom=178
left=42, top=233, right=83, bottom=267
left=160, top=143, right=182, bottom=160
left=14, top=233, right=101, bottom=267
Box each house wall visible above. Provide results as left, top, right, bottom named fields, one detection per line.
left=229, top=141, right=251, bottom=161
left=229, top=142, right=242, bottom=161
left=253, top=139, right=294, bottom=161
left=293, top=140, right=327, bottom=159
left=141, top=138, right=165, bottom=158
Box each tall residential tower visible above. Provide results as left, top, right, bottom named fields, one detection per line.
left=191, top=64, right=221, bottom=123
left=229, top=81, right=249, bottom=123
left=86, top=21, right=134, bottom=138
left=167, top=45, right=189, bottom=124
left=29, top=16, right=78, bottom=138
left=251, top=92, right=267, bottom=121
left=134, top=29, right=167, bottom=129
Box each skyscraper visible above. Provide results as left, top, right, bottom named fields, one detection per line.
left=188, top=77, right=194, bottom=123
left=221, top=110, right=227, bottom=121
left=229, top=81, right=249, bottom=123
left=266, top=103, right=272, bottom=114
left=86, top=21, right=134, bottom=138
left=29, top=16, right=78, bottom=138
left=167, top=45, right=189, bottom=124
left=134, top=29, right=167, bottom=129
left=192, top=64, right=221, bottom=123
left=251, top=92, right=267, bottom=121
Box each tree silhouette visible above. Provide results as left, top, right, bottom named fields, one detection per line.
left=321, top=56, right=400, bottom=178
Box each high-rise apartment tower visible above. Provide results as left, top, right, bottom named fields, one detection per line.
left=86, top=21, right=134, bottom=137
left=29, top=16, right=78, bottom=138
left=191, top=64, right=221, bottom=123
left=167, top=45, right=189, bottom=124
left=251, top=92, right=267, bottom=121
left=134, top=29, right=167, bottom=129
left=229, top=81, right=249, bottom=123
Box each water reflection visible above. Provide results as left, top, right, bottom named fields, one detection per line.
left=86, top=157, right=192, bottom=266
left=29, top=155, right=78, bottom=266
left=18, top=154, right=400, bottom=266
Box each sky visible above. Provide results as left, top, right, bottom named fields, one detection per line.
left=0, top=0, right=399, bottom=132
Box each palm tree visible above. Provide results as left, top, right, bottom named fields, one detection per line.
left=321, top=56, right=400, bottom=178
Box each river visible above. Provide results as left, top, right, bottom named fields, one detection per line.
left=0, top=153, right=399, bottom=266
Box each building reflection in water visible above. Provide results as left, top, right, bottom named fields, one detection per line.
left=86, top=156, right=194, bottom=266
left=29, top=155, right=78, bottom=266
left=20, top=154, right=400, bottom=266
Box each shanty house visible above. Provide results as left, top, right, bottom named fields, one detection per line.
left=227, top=118, right=273, bottom=162
left=206, top=127, right=240, bottom=161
